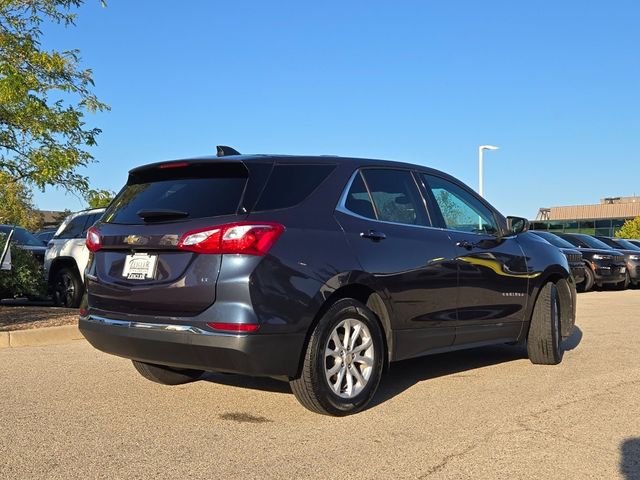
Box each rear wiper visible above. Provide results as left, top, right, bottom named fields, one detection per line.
left=136, top=209, right=189, bottom=221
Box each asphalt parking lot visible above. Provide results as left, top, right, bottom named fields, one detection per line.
left=0, top=290, right=638, bottom=479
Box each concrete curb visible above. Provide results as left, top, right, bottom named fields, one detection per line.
left=0, top=325, right=84, bottom=349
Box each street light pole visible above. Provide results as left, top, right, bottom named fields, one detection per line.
left=478, top=145, right=499, bottom=197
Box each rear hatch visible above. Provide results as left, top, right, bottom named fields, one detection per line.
left=87, top=159, right=270, bottom=317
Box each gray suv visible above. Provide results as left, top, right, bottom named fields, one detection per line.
left=80, top=150, right=576, bottom=415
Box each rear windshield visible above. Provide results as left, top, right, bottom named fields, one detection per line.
left=102, top=162, right=248, bottom=225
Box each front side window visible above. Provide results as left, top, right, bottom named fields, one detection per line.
left=422, top=174, right=498, bottom=234
left=361, top=169, right=430, bottom=226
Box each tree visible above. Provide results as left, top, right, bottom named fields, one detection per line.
left=0, top=171, right=42, bottom=230
left=85, top=187, right=113, bottom=208
left=0, top=0, right=108, bottom=195
left=615, top=216, right=640, bottom=239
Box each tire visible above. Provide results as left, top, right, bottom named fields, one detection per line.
left=616, top=271, right=631, bottom=290
left=53, top=267, right=84, bottom=308
left=132, top=360, right=204, bottom=385
left=527, top=282, right=562, bottom=365
left=555, top=278, right=576, bottom=340
left=290, top=298, right=385, bottom=416
left=578, top=265, right=594, bottom=292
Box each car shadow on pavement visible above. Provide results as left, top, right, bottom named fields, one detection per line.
left=621, top=438, right=640, bottom=479
left=372, top=326, right=584, bottom=408
left=371, top=344, right=527, bottom=408
left=198, top=326, right=584, bottom=404
left=201, top=372, right=292, bottom=394
left=198, top=344, right=528, bottom=399
left=563, top=326, right=583, bottom=351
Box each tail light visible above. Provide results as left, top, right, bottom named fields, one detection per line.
left=86, top=226, right=102, bottom=252
left=207, top=322, right=260, bottom=332
left=178, top=222, right=284, bottom=255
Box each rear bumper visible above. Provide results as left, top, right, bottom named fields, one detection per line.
left=79, top=315, right=305, bottom=378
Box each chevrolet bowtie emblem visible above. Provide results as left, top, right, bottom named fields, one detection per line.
left=123, top=235, right=148, bottom=245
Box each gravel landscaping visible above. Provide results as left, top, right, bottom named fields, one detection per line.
left=0, top=306, right=78, bottom=331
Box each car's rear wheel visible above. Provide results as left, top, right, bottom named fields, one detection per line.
left=132, top=360, right=204, bottom=385
left=53, top=267, right=83, bottom=308
left=290, top=298, right=384, bottom=416
left=527, top=282, right=562, bottom=365
left=578, top=265, right=594, bottom=292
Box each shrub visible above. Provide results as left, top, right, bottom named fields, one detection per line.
left=0, top=237, right=47, bottom=300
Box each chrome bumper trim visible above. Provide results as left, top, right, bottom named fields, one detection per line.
left=83, top=315, right=220, bottom=336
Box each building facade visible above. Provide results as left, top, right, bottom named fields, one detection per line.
left=531, top=196, right=640, bottom=237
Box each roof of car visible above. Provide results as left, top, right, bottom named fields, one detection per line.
left=129, top=153, right=441, bottom=176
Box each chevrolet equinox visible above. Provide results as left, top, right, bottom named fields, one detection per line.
left=80, top=147, right=576, bottom=415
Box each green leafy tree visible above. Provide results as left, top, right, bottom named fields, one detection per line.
left=0, top=171, right=42, bottom=230
left=0, top=0, right=108, bottom=195
left=85, top=187, right=114, bottom=208
left=615, top=216, right=640, bottom=239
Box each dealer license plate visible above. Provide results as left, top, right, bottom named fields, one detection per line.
left=122, top=253, right=158, bottom=280
left=620, top=266, right=626, bottom=273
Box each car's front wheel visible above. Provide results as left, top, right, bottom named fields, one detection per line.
left=578, top=265, right=595, bottom=292
left=616, top=271, right=631, bottom=290
left=132, top=360, right=204, bottom=385
left=527, top=282, right=562, bottom=365
left=290, top=298, right=385, bottom=416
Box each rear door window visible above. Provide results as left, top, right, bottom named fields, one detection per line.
left=360, top=169, right=430, bottom=226
left=102, top=162, right=248, bottom=225
left=253, top=164, right=336, bottom=211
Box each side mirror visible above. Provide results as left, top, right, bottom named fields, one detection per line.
left=506, top=216, right=529, bottom=235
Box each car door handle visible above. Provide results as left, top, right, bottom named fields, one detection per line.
left=360, top=230, right=387, bottom=241
left=456, top=240, right=476, bottom=250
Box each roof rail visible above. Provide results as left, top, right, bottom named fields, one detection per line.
left=216, top=145, right=241, bottom=157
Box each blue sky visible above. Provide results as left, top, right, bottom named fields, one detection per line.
left=35, top=1, right=640, bottom=218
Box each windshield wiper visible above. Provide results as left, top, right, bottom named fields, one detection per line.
left=136, top=209, right=189, bottom=221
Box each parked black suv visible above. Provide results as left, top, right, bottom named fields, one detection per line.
left=529, top=231, right=585, bottom=285
left=80, top=149, right=576, bottom=415
left=556, top=233, right=626, bottom=291
left=594, top=236, right=640, bottom=288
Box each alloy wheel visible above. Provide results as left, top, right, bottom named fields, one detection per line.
left=324, top=318, right=375, bottom=399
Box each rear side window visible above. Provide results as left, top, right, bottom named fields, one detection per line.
left=254, top=164, right=336, bottom=211
left=56, top=215, right=89, bottom=239
left=361, top=169, right=430, bottom=226
left=103, top=163, right=248, bottom=225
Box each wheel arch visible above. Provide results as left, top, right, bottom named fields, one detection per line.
left=48, top=256, right=81, bottom=284
left=295, top=275, right=394, bottom=378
